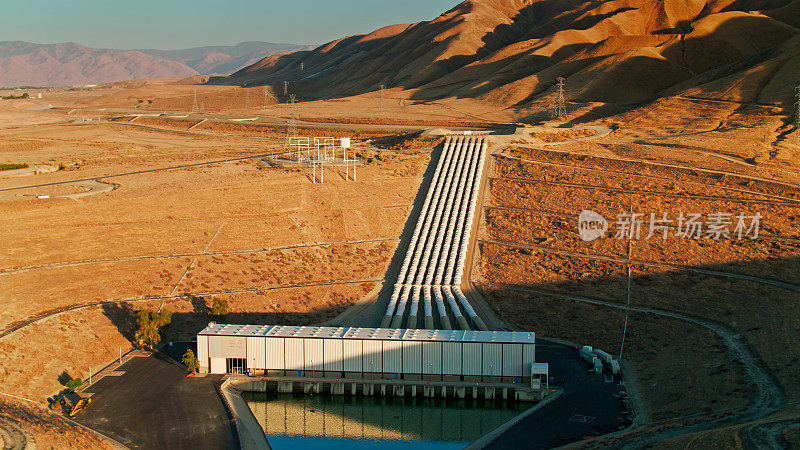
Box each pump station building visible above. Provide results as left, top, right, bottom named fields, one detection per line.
left=197, top=324, right=548, bottom=395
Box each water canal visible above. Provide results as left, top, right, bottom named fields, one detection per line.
left=243, top=391, right=526, bottom=449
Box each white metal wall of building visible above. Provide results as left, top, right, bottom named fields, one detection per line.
left=198, top=324, right=536, bottom=378
left=197, top=334, right=208, bottom=368
left=246, top=336, right=266, bottom=370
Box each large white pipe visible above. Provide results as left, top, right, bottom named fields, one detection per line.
left=386, top=137, right=454, bottom=321
left=401, top=137, right=462, bottom=325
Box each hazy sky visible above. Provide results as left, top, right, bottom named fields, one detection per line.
left=0, top=0, right=458, bottom=49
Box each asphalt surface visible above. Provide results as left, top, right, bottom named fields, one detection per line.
left=487, top=339, right=629, bottom=449
left=75, top=344, right=238, bottom=450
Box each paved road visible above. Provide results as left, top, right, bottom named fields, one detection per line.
left=491, top=283, right=785, bottom=449
left=75, top=346, right=238, bottom=450
left=486, top=339, right=628, bottom=449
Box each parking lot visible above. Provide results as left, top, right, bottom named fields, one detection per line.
left=74, top=345, right=238, bottom=449
left=487, top=338, right=628, bottom=449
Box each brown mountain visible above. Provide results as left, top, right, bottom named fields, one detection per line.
left=137, top=41, right=313, bottom=75
left=215, top=0, right=799, bottom=111
left=0, top=41, right=311, bottom=87
left=0, top=41, right=199, bottom=87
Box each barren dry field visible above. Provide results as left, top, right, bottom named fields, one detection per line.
left=0, top=101, right=428, bottom=401
left=477, top=145, right=800, bottom=425
left=0, top=397, right=112, bottom=449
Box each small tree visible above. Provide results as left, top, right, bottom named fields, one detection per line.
left=182, top=349, right=199, bottom=373
left=63, top=377, right=83, bottom=390
left=134, top=309, right=172, bottom=347
left=209, top=297, right=229, bottom=321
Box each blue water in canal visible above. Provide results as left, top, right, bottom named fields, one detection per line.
left=243, top=391, right=525, bottom=449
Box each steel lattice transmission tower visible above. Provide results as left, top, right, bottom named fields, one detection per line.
left=794, top=84, right=800, bottom=128
left=379, top=84, right=386, bottom=114
left=192, top=89, right=199, bottom=114
left=551, top=77, right=567, bottom=119
left=287, top=94, right=298, bottom=145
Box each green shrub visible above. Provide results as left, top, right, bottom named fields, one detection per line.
left=0, top=163, right=28, bottom=171
left=182, top=349, right=199, bottom=373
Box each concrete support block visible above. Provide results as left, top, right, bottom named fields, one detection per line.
left=424, top=315, right=434, bottom=330
left=351, top=383, right=357, bottom=395
left=303, top=383, right=313, bottom=394
left=411, top=385, right=417, bottom=397
left=440, top=316, right=452, bottom=330
left=393, top=385, right=405, bottom=397
left=472, top=316, right=489, bottom=331
left=441, top=386, right=447, bottom=398
left=380, top=385, right=387, bottom=396
left=407, top=315, right=417, bottom=329
left=390, top=315, right=404, bottom=328
left=332, top=383, right=344, bottom=395
left=456, top=316, right=471, bottom=330
left=472, top=387, right=478, bottom=399
left=313, top=383, right=321, bottom=394
left=424, top=386, right=434, bottom=398
left=380, top=315, right=393, bottom=328
left=278, top=381, right=293, bottom=393
left=456, top=387, right=466, bottom=399
left=485, top=388, right=495, bottom=400
left=502, top=388, right=508, bottom=400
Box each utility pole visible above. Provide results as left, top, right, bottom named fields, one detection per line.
left=379, top=84, right=385, bottom=114
left=283, top=81, right=289, bottom=97
left=192, top=89, right=198, bottom=114
left=300, top=62, right=304, bottom=72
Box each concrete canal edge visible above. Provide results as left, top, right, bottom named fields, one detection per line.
left=220, top=378, right=271, bottom=450
left=465, top=388, right=563, bottom=450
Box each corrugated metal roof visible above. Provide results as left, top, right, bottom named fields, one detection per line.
left=199, top=324, right=534, bottom=344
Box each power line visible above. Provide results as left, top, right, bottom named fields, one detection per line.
left=794, top=85, right=799, bottom=128
left=618, top=192, right=633, bottom=361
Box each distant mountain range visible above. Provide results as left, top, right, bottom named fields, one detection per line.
left=0, top=41, right=310, bottom=87
left=136, top=41, right=313, bottom=75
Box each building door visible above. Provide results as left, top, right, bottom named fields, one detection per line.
left=226, top=358, right=247, bottom=374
